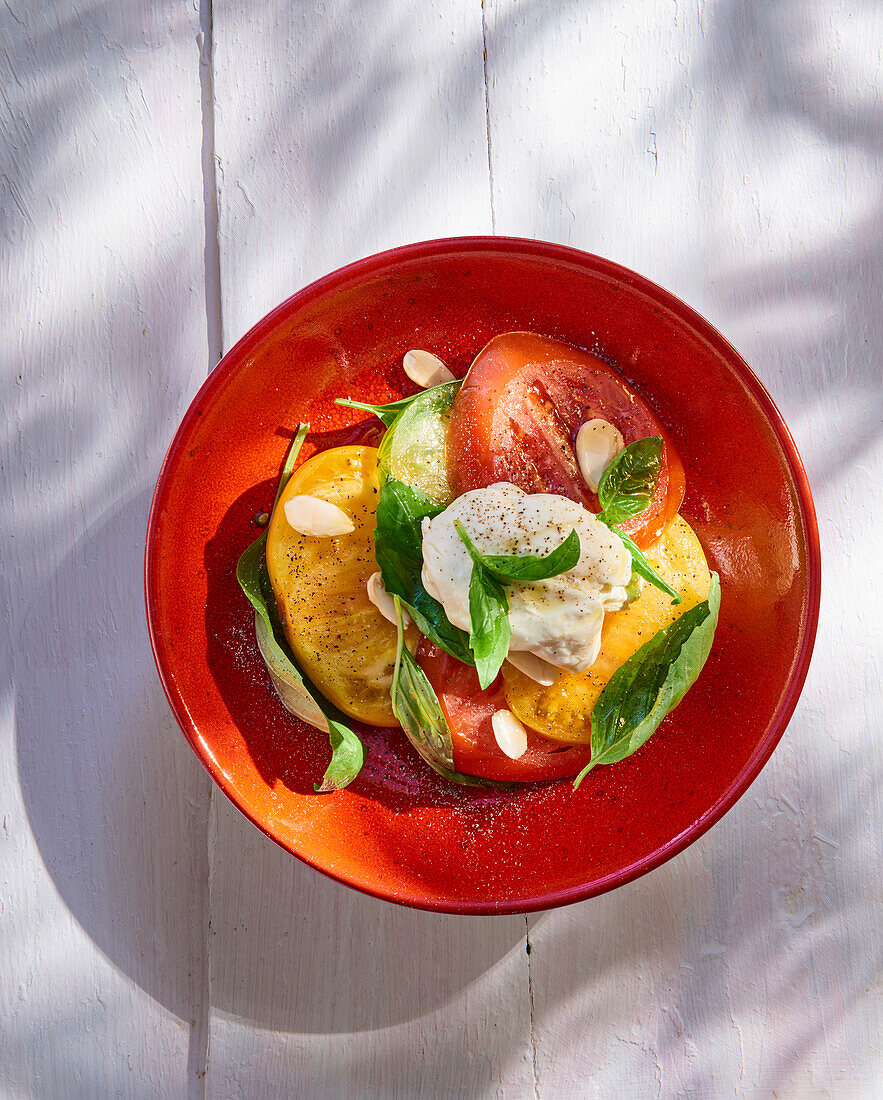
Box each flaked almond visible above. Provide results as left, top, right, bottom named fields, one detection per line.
left=403, top=349, right=456, bottom=389
left=506, top=651, right=559, bottom=686
left=491, top=709, right=529, bottom=760
left=366, top=571, right=410, bottom=627
left=576, top=418, right=625, bottom=493
left=283, top=495, right=354, bottom=537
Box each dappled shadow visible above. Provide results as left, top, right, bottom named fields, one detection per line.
left=3, top=2, right=216, bottom=1094
left=694, top=0, right=883, bottom=487
left=5, top=0, right=881, bottom=1094
left=525, top=745, right=881, bottom=1094
left=209, top=0, right=578, bottom=339
left=662, top=747, right=882, bottom=1097
left=12, top=493, right=210, bottom=1060
left=485, top=2, right=882, bottom=1092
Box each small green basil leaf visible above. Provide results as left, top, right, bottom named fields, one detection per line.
left=336, top=381, right=458, bottom=429
left=334, top=396, right=415, bottom=428
left=374, top=477, right=474, bottom=664
left=597, top=436, right=663, bottom=525
left=374, top=477, right=442, bottom=592
left=314, top=718, right=368, bottom=793
left=237, top=426, right=366, bottom=791
left=574, top=572, right=720, bottom=786
left=454, top=521, right=512, bottom=689
left=389, top=597, right=492, bottom=787
left=454, top=523, right=581, bottom=584
left=602, top=522, right=682, bottom=605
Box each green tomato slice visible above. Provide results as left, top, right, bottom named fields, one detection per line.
left=377, top=381, right=459, bottom=505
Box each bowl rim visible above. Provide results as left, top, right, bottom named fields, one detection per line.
left=145, top=234, right=822, bottom=915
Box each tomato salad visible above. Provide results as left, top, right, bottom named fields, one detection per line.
left=237, top=333, right=720, bottom=791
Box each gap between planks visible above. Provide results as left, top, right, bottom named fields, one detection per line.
left=190, top=3, right=526, bottom=1094
left=197, top=0, right=222, bottom=1094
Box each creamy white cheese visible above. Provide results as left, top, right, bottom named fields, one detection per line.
left=421, top=483, right=631, bottom=673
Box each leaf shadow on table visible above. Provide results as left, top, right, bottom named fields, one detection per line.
left=207, top=0, right=579, bottom=338
left=508, top=4, right=883, bottom=1087
left=523, top=743, right=880, bottom=1095
left=9, top=1, right=881, bottom=1092
left=495, top=0, right=883, bottom=499
left=692, top=0, right=883, bottom=491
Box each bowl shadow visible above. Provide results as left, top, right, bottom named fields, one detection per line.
left=15, top=489, right=527, bottom=1042
left=14, top=491, right=212, bottom=1023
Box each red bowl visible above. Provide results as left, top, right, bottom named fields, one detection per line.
left=145, top=237, right=820, bottom=914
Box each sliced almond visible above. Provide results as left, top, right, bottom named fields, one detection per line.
left=283, top=495, right=354, bottom=537
left=491, top=710, right=529, bottom=760
left=576, top=418, right=625, bottom=493
left=506, top=651, right=559, bottom=687
left=366, top=571, right=410, bottom=627
left=403, top=349, right=456, bottom=389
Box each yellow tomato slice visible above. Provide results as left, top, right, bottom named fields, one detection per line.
left=502, top=514, right=711, bottom=744
left=266, top=444, right=401, bottom=727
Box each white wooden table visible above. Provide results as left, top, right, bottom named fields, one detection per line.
left=3, top=2, right=881, bottom=1096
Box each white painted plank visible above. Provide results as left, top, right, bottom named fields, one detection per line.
left=0, top=3, right=212, bottom=1096
left=206, top=798, right=533, bottom=1099
left=212, top=0, right=494, bottom=342
left=486, top=0, right=882, bottom=1095
left=208, top=2, right=533, bottom=1097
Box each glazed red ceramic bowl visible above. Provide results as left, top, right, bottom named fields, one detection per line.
left=145, top=237, right=820, bottom=914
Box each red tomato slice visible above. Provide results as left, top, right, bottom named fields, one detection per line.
left=449, top=332, right=685, bottom=547
left=416, top=640, right=593, bottom=782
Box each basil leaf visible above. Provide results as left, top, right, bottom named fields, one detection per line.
left=374, top=476, right=442, bottom=592
left=597, top=436, right=663, bottom=526
left=317, top=717, right=368, bottom=793
left=574, top=572, right=720, bottom=786
left=389, top=597, right=491, bottom=788
left=624, top=569, right=644, bottom=605
left=453, top=522, right=581, bottom=584
left=336, top=381, right=458, bottom=429
left=272, top=422, right=309, bottom=511
left=402, top=592, right=473, bottom=666
left=603, top=522, right=682, bottom=605
left=390, top=596, right=454, bottom=769
left=374, top=477, right=474, bottom=664
left=467, top=566, right=511, bottom=690
left=334, top=396, right=414, bottom=428
left=237, top=426, right=366, bottom=792
left=454, top=522, right=512, bottom=689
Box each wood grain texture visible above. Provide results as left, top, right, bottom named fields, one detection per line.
left=207, top=2, right=532, bottom=1097
left=212, top=0, right=493, bottom=343
left=0, top=1, right=212, bottom=1096
left=486, top=0, right=883, bottom=1094
left=205, top=797, right=533, bottom=1099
